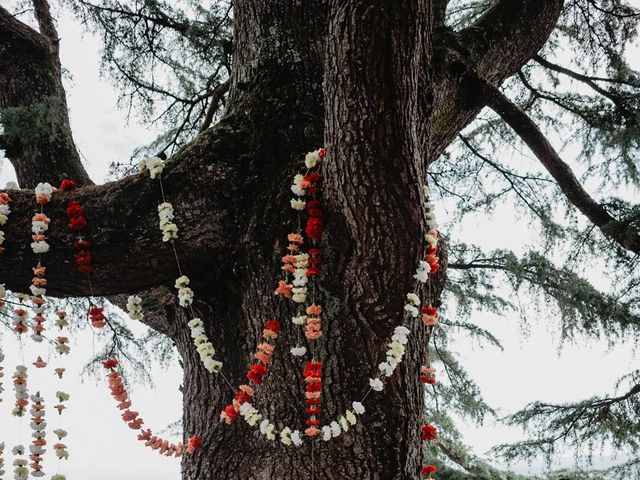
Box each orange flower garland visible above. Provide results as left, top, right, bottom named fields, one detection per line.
left=103, top=358, right=199, bottom=457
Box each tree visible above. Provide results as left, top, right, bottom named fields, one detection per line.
left=1, top=0, right=639, bottom=479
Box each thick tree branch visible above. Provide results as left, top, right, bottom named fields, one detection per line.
left=0, top=4, right=91, bottom=187
left=472, top=73, right=640, bottom=254
left=429, top=0, right=565, bottom=159
left=0, top=120, right=242, bottom=298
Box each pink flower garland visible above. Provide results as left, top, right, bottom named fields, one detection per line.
left=102, top=358, right=200, bottom=457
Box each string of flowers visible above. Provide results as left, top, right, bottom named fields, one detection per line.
left=30, top=183, right=54, bottom=345
left=102, top=358, right=201, bottom=457
left=0, top=351, right=4, bottom=404
left=0, top=441, right=4, bottom=479
left=12, top=445, right=27, bottom=480
left=29, top=392, right=47, bottom=477
left=59, top=179, right=106, bottom=330
left=137, top=157, right=226, bottom=380
left=11, top=365, right=28, bottom=417
left=0, top=192, right=11, bottom=253
left=219, top=319, right=281, bottom=424
left=51, top=309, right=70, bottom=479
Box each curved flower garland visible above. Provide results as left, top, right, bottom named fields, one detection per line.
left=229, top=148, right=445, bottom=459
left=0, top=192, right=11, bottom=253
left=137, top=157, right=222, bottom=374
left=29, top=393, right=47, bottom=477
left=102, top=358, right=199, bottom=457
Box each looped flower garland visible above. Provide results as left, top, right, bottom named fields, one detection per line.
left=0, top=192, right=11, bottom=253
left=102, top=359, right=200, bottom=457
left=223, top=149, right=444, bottom=466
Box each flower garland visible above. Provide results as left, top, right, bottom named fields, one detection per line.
left=225, top=149, right=445, bottom=468
left=11, top=445, right=27, bottom=480
left=0, top=192, right=11, bottom=253
left=0, top=351, right=4, bottom=404
left=12, top=308, right=29, bottom=335
left=59, top=179, right=106, bottom=331
left=219, top=319, right=281, bottom=424
left=137, top=157, right=222, bottom=375
left=11, top=366, right=28, bottom=417
left=102, top=358, right=199, bottom=457
left=420, top=424, right=437, bottom=479
left=303, top=360, right=322, bottom=437
left=51, top=428, right=69, bottom=480
left=0, top=441, right=4, bottom=479
left=29, top=393, right=47, bottom=477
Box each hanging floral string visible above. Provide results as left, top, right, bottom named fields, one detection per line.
left=219, top=319, right=281, bottom=424
left=102, top=358, right=200, bottom=457
left=11, top=365, right=28, bottom=417
left=29, top=392, right=47, bottom=477
left=137, top=157, right=226, bottom=380
left=0, top=441, right=4, bottom=479
left=12, top=445, right=27, bottom=480
left=0, top=351, right=4, bottom=404
left=30, top=183, right=54, bottom=345
left=229, top=149, right=444, bottom=460
left=59, top=179, right=105, bottom=331
left=0, top=192, right=11, bottom=253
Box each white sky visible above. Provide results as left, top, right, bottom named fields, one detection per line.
left=1, top=5, right=638, bottom=479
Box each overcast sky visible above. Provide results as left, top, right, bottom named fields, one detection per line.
left=1, top=5, right=638, bottom=479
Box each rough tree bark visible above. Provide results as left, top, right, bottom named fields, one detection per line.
left=0, top=1, right=565, bottom=478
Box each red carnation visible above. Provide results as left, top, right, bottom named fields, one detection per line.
left=426, top=245, right=438, bottom=255
left=305, top=217, right=324, bottom=240
left=306, top=267, right=321, bottom=276
left=421, top=424, right=437, bottom=442
left=304, top=173, right=321, bottom=184
left=65, top=201, right=84, bottom=218
left=305, top=419, right=320, bottom=427
left=223, top=405, right=239, bottom=422
left=76, top=251, right=92, bottom=265
left=421, top=465, right=437, bottom=476
left=59, top=179, right=77, bottom=191
left=307, top=248, right=321, bottom=255
left=187, top=435, right=201, bottom=452
left=306, top=200, right=323, bottom=218
left=77, top=265, right=92, bottom=274
left=247, top=363, right=268, bottom=384
left=421, top=305, right=437, bottom=316
left=69, top=215, right=87, bottom=230
left=430, top=263, right=440, bottom=274
left=318, top=148, right=326, bottom=159
left=421, top=375, right=437, bottom=385
left=265, top=319, right=280, bottom=333
left=102, top=358, right=118, bottom=369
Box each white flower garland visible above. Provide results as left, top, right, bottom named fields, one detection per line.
left=11, top=445, right=27, bottom=480
left=136, top=156, right=224, bottom=375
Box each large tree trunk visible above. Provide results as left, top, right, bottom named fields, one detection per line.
left=0, top=1, right=566, bottom=479
left=175, top=2, right=446, bottom=479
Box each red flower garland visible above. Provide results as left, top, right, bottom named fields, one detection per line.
left=103, top=358, right=200, bottom=457
left=303, top=361, right=322, bottom=437
left=220, top=319, right=281, bottom=424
